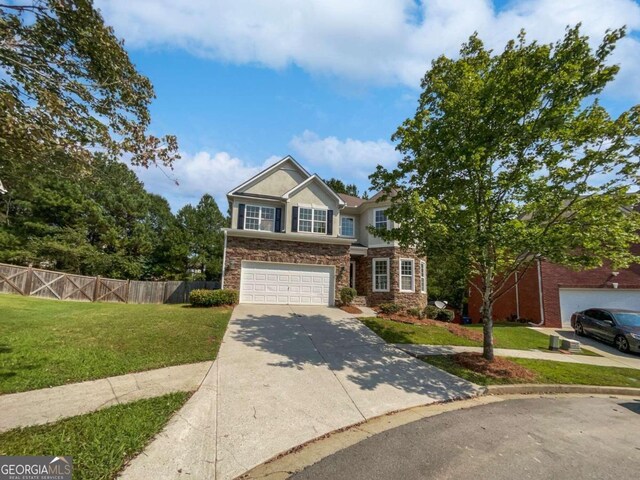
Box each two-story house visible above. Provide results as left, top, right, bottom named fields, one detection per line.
left=222, top=156, right=427, bottom=307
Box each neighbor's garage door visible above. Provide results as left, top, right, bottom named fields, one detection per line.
left=559, top=288, right=640, bottom=327
left=240, top=262, right=334, bottom=305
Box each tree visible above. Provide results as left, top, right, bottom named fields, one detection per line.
left=325, top=178, right=361, bottom=197
left=370, top=26, right=640, bottom=360
left=177, top=194, right=228, bottom=280
left=0, top=0, right=179, bottom=195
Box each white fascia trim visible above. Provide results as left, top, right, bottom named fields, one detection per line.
left=224, top=228, right=353, bottom=245
left=283, top=175, right=346, bottom=206
left=227, top=155, right=311, bottom=195
left=228, top=194, right=285, bottom=204
left=399, top=257, right=415, bottom=293
left=372, top=257, right=390, bottom=292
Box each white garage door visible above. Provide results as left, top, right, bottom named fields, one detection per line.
left=240, top=262, right=334, bottom=305
left=559, top=289, right=640, bottom=327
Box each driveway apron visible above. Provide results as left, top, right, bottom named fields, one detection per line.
left=215, top=304, right=480, bottom=479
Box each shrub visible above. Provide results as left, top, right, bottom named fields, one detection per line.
left=406, top=307, right=424, bottom=319
left=339, top=287, right=358, bottom=306
left=378, top=302, right=401, bottom=315
left=424, top=305, right=454, bottom=322
left=190, top=289, right=239, bottom=307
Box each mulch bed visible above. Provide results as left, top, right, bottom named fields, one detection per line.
left=374, top=311, right=484, bottom=343
left=340, top=305, right=362, bottom=314
left=453, top=352, right=538, bottom=381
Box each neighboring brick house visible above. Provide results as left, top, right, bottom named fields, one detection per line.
left=222, top=156, right=427, bottom=307
left=467, top=248, right=640, bottom=328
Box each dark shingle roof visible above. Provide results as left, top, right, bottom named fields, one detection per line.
left=338, top=193, right=366, bottom=207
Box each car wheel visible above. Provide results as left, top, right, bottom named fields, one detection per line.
left=615, top=335, right=630, bottom=353
left=575, top=321, right=585, bottom=336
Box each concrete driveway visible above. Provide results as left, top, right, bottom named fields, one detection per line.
left=215, top=304, right=480, bottom=479
left=292, top=396, right=640, bottom=480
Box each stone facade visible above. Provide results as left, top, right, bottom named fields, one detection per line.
left=223, top=235, right=350, bottom=303
left=354, top=246, right=428, bottom=308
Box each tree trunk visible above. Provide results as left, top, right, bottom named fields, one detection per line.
left=480, top=284, right=494, bottom=361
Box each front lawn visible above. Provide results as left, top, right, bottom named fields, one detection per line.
left=424, top=355, right=640, bottom=387
left=0, top=392, right=189, bottom=480
left=362, top=317, right=596, bottom=355
left=0, top=294, right=232, bottom=394
left=362, top=317, right=479, bottom=346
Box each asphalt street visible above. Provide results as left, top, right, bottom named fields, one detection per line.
left=292, top=396, right=640, bottom=480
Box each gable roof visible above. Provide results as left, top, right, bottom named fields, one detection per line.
left=282, top=174, right=346, bottom=206
left=227, top=155, right=311, bottom=196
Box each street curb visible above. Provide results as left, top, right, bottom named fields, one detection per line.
left=484, top=383, right=640, bottom=396
left=237, top=388, right=640, bottom=480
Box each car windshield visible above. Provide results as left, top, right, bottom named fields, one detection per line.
left=613, top=312, right=640, bottom=327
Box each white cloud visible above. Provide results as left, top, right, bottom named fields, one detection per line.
left=290, top=130, right=400, bottom=180
left=134, top=131, right=398, bottom=209
left=97, top=0, right=640, bottom=96
left=134, top=151, right=280, bottom=210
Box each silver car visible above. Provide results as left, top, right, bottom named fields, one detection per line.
left=570, top=308, right=640, bottom=353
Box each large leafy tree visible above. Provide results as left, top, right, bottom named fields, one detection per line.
left=0, top=0, right=179, bottom=194
left=370, top=26, right=640, bottom=360
left=177, top=194, right=228, bottom=281
left=324, top=178, right=361, bottom=197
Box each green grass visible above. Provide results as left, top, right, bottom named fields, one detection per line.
left=361, top=317, right=479, bottom=346
left=0, top=392, right=189, bottom=480
left=0, top=294, right=232, bottom=394
left=362, top=317, right=598, bottom=355
left=424, top=355, right=640, bottom=387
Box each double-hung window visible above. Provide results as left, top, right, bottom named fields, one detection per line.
left=420, top=260, right=427, bottom=293
left=374, top=209, right=389, bottom=230
left=372, top=258, right=389, bottom=292
left=340, top=216, right=355, bottom=237
left=399, top=258, right=415, bottom=292
left=298, top=207, right=327, bottom=233
left=245, top=205, right=275, bottom=232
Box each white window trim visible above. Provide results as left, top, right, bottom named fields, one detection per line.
left=373, top=208, right=390, bottom=230
left=340, top=215, right=355, bottom=237
left=297, top=206, right=328, bottom=234
left=420, top=260, right=427, bottom=294
left=399, top=258, right=415, bottom=293
left=372, top=258, right=390, bottom=292
left=244, top=205, right=276, bottom=232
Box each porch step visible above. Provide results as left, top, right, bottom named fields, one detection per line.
left=351, top=296, right=367, bottom=307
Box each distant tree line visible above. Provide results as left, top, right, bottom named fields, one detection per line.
left=0, top=154, right=227, bottom=281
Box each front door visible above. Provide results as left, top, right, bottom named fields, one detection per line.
left=349, top=261, right=356, bottom=289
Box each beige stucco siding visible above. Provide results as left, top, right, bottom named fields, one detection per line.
left=287, top=182, right=340, bottom=235
left=230, top=199, right=287, bottom=231
left=359, top=204, right=396, bottom=247
left=244, top=161, right=306, bottom=196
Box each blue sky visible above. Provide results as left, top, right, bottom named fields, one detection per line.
left=95, top=0, right=640, bottom=211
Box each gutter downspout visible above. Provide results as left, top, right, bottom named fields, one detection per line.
left=220, top=230, right=228, bottom=290
left=528, top=258, right=545, bottom=326
left=515, top=272, right=520, bottom=319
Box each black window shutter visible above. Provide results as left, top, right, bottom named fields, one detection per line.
left=291, top=206, right=298, bottom=232
left=275, top=207, right=282, bottom=232
left=327, top=209, right=333, bottom=235
left=237, top=204, right=245, bottom=229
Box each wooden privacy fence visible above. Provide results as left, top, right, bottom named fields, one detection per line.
left=0, top=263, right=219, bottom=304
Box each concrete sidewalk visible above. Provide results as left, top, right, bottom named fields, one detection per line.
left=0, top=361, right=212, bottom=433
left=394, top=344, right=640, bottom=369
left=119, top=305, right=481, bottom=480
left=531, top=327, right=640, bottom=369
